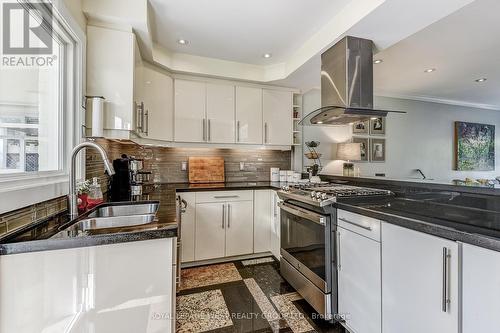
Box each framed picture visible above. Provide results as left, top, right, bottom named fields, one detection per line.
left=370, top=138, right=386, bottom=162
left=454, top=121, right=495, bottom=171
left=352, top=120, right=369, bottom=134
left=370, top=117, right=386, bottom=135
left=352, top=137, right=369, bottom=162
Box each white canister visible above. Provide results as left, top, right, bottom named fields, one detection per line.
left=270, top=168, right=280, bottom=182
left=287, top=170, right=295, bottom=183
left=293, top=172, right=301, bottom=182
left=279, top=170, right=287, bottom=183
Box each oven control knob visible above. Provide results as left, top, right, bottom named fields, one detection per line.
left=316, top=192, right=323, bottom=199
left=321, top=193, right=328, bottom=200
left=310, top=191, right=316, bottom=198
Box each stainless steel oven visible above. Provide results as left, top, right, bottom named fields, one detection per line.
left=278, top=201, right=336, bottom=319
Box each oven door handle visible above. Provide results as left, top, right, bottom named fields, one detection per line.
left=278, top=202, right=326, bottom=226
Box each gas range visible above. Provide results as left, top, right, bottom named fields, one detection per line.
left=278, top=182, right=393, bottom=207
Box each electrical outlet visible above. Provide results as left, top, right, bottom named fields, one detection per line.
left=181, top=161, right=187, bottom=171
left=240, top=162, right=245, bottom=171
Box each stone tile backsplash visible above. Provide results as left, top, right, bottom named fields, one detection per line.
left=0, top=138, right=291, bottom=238
left=0, top=196, right=67, bottom=237
left=86, top=139, right=292, bottom=189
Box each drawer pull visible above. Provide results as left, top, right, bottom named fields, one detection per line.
left=338, top=217, right=372, bottom=231
left=214, top=195, right=240, bottom=199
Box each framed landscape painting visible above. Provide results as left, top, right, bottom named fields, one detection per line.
left=454, top=121, right=495, bottom=171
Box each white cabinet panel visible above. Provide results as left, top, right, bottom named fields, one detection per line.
left=235, top=86, right=262, bottom=144
left=206, top=83, right=235, bottom=143
left=271, top=191, right=281, bottom=260
left=142, top=65, right=174, bottom=141
left=382, top=223, right=458, bottom=333
left=195, top=203, right=226, bottom=260
left=87, top=26, right=135, bottom=133
left=263, top=89, right=292, bottom=145
left=0, top=239, right=175, bottom=333
left=338, top=225, right=381, bottom=333
left=225, top=201, right=254, bottom=257
left=462, top=243, right=500, bottom=333
left=179, top=192, right=196, bottom=263
left=254, top=190, right=272, bottom=253
left=174, top=79, right=206, bottom=142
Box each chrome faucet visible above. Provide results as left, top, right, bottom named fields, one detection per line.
left=68, top=141, right=115, bottom=218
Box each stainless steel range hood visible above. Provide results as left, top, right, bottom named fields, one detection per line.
left=300, top=36, right=405, bottom=126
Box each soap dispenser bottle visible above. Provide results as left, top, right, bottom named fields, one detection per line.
left=87, top=177, right=104, bottom=209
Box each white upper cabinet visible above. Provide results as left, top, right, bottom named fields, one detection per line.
left=141, top=65, right=174, bottom=141
left=462, top=243, right=500, bottom=333
left=206, top=83, right=235, bottom=143
left=263, top=89, right=292, bottom=145
left=382, top=222, right=459, bottom=333
left=235, top=86, right=263, bottom=144
left=174, top=79, right=206, bottom=143
left=87, top=26, right=137, bottom=136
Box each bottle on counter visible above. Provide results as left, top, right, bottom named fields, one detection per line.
left=87, top=177, right=104, bottom=209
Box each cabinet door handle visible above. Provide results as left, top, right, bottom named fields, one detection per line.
left=338, top=217, right=372, bottom=231
left=236, top=121, right=240, bottom=142
left=214, top=195, right=239, bottom=199
left=201, top=119, right=207, bottom=141
left=222, top=204, right=226, bottom=229
left=336, top=231, right=341, bottom=271
left=208, top=119, right=211, bottom=141
left=442, top=247, right=451, bottom=312
left=176, top=241, right=181, bottom=287
left=264, top=122, right=268, bottom=143
left=227, top=204, right=231, bottom=228
left=136, top=102, right=144, bottom=132
left=144, top=109, right=149, bottom=136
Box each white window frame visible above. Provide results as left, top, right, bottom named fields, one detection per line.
left=0, top=1, right=85, bottom=214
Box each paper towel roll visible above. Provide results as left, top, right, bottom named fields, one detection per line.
left=90, top=96, right=105, bottom=137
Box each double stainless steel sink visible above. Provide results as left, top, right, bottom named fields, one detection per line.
left=57, top=201, right=160, bottom=235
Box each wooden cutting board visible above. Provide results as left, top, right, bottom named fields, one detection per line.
left=188, top=157, right=225, bottom=183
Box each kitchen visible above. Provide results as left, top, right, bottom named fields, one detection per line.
left=1, top=0, right=500, bottom=332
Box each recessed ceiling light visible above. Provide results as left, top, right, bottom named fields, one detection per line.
left=424, top=68, right=436, bottom=73
left=475, top=78, right=487, bottom=83
left=262, top=53, right=272, bottom=58
left=177, top=39, right=189, bottom=45
left=373, top=59, right=383, bottom=64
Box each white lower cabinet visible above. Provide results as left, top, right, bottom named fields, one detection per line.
left=194, top=191, right=255, bottom=261
left=462, top=243, right=500, bottom=333
left=179, top=192, right=196, bottom=263
left=225, top=201, right=254, bottom=256
left=381, top=222, right=458, bottom=333
left=195, top=202, right=226, bottom=261
left=254, top=190, right=272, bottom=253
left=0, top=239, right=176, bottom=333
left=337, top=210, right=381, bottom=333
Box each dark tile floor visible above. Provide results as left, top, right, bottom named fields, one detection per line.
left=176, top=257, right=346, bottom=333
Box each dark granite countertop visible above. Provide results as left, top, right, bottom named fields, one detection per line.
left=0, top=182, right=281, bottom=255
left=169, top=181, right=282, bottom=192
left=336, top=193, right=500, bottom=252
left=0, top=200, right=177, bottom=255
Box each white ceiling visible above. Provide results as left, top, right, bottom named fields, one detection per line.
left=373, top=0, right=500, bottom=109
left=149, top=0, right=351, bottom=65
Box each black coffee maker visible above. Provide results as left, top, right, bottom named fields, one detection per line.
left=110, top=154, right=151, bottom=201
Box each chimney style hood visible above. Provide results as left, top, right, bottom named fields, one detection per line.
left=300, top=36, right=405, bottom=126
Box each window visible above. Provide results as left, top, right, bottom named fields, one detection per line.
left=0, top=1, right=84, bottom=213
left=0, top=2, right=64, bottom=174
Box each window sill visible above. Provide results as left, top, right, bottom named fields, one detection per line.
left=0, top=175, right=69, bottom=214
